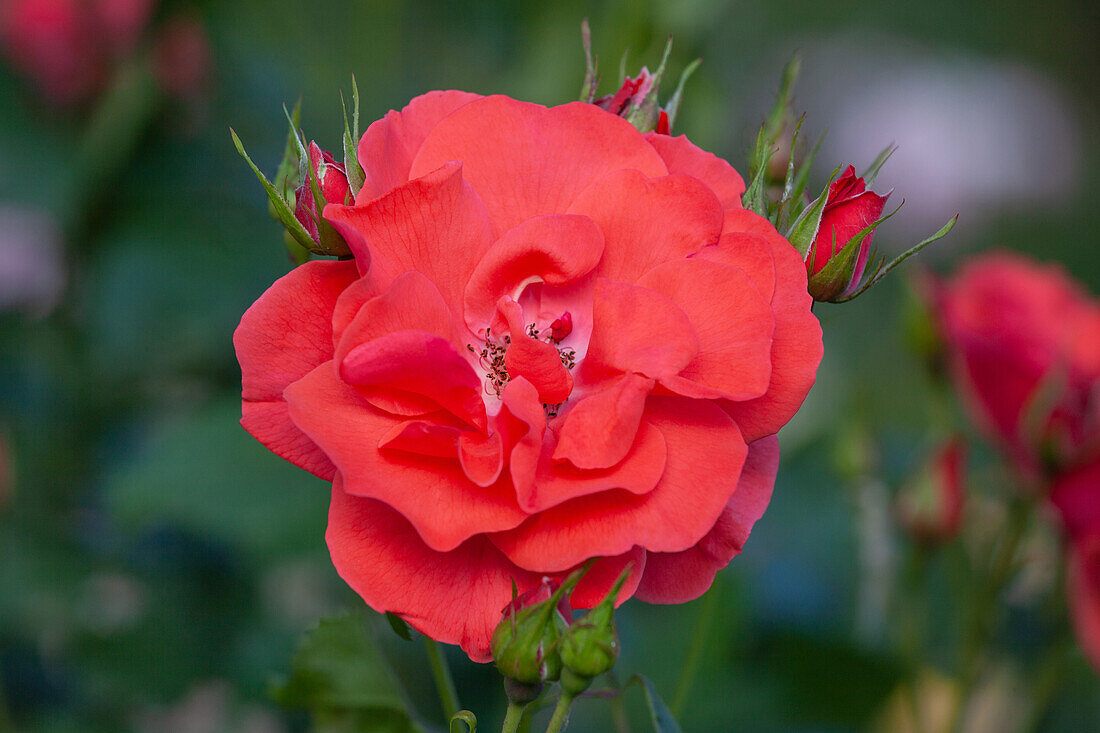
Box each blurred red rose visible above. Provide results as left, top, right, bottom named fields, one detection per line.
left=152, top=14, right=210, bottom=100
left=0, top=0, right=156, bottom=104
left=895, top=437, right=967, bottom=545
left=235, top=92, right=822, bottom=660
left=806, top=165, right=889, bottom=298
left=933, top=253, right=1100, bottom=479
left=1067, top=531, right=1100, bottom=672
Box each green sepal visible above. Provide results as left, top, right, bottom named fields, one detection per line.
left=559, top=567, right=630, bottom=683
left=449, top=710, right=478, bottom=733
left=341, top=76, right=366, bottom=196
left=784, top=166, right=841, bottom=259
left=295, top=105, right=352, bottom=258
left=230, top=127, right=318, bottom=253
left=862, top=142, right=897, bottom=186
left=271, top=97, right=303, bottom=220
left=664, top=57, right=701, bottom=132
left=784, top=128, right=826, bottom=223
left=740, top=124, right=775, bottom=216
left=831, top=214, right=958, bottom=303
left=284, top=230, right=310, bottom=265
left=808, top=201, right=903, bottom=301
left=579, top=18, right=599, bottom=103
left=762, top=54, right=800, bottom=153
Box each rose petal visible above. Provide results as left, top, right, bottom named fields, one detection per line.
left=410, top=96, right=668, bottom=236
left=567, top=170, right=724, bottom=284
left=495, top=297, right=574, bottom=404
left=326, top=480, right=641, bottom=662
left=553, top=372, right=655, bottom=470
left=634, top=436, right=779, bottom=603
left=644, top=132, right=746, bottom=209
left=638, top=259, right=774, bottom=402
left=341, top=329, right=487, bottom=431
left=459, top=430, right=504, bottom=488
left=286, top=362, right=526, bottom=550
left=497, top=377, right=546, bottom=501
left=694, top=232, right=776, bottom=302
left=490, top=396, right=747, bottom=571
left=234, top=260, right=358, bottom=479
left=582, top=278, right=698, bottom=383
left=357, top=89, right=482, bottom=203
left=378, top=418, right=461, bottom=458
left=463, top=214, right=604, bottom=331
left=523, top=419, right=666, bottom=513
left=325, top=161, right=493, bottom=317
left=719, top=210, right=823, bottom=442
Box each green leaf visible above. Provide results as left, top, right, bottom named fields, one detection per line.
left=229, top=127, right=317, bottom=252
left=449, top=711, right=477, bottom=733
left=385, top=611, right=414, bottom=641
left=630, top=675, right=682, bottom=733
left=342, top=77, right=366, bottom=197
left=832, top=214, right=958, bottom=302
left=664, top=57, right=701, bottom=132
left=272, top=612, right=423, bottom=733
left=784, top=128, right=826, bottom=222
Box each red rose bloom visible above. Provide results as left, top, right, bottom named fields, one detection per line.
left=235, top=91, right=823, bottom=660
left=933, top=253, right=1100, bottom=478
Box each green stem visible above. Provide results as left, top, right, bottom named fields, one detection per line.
left=945, top=497, right=1031, bottom=733
left=607, top=672, right=630, bottom=733
left=501, top=702, right=526, bottom=733
left=670, top=583, right=719, bottom=717
left=423, top=637, right=461, bottom=720
left=544, top=694, right=574, bottom=733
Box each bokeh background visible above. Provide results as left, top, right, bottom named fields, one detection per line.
left=1, top=0, right=1098, bottom=730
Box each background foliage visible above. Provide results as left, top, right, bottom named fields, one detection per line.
left=1, top=0, right=1097, bottom=730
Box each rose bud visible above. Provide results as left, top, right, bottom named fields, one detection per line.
left=559, top=569, right=629, bottom=695
left=0, top=0, right=103, bottom=104
left=491, top=575, right=576, bottom=686
left=152, top=15, right=210, bottom=101
left=895, top=438, right=967, bottom=545
left=803, top=166, right=890, bottom=302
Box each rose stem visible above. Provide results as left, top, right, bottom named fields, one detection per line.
left=423, top=636, right=461, bottom=720
left=501, top=701, right=526, bottom=733
left=543, top=693, right=575, bottom=733
left=670, top=581, right=720, bottom=717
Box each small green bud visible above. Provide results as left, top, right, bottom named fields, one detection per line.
left=559, top=568, right=630, bottom=688
left=491, top=575, right=580, bottom=685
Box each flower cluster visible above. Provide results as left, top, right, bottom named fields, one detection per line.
left=931, top=253, right=1100, bottom=669
left=234, top=90, right=823, bottom=660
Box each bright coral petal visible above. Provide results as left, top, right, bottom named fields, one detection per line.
left=571, top=547, right=647, bottom=609
left=719, top=210, right=823, bottom=442
left=523, top=419, right=666, bottom=514
left=553, top=372, right=655, bottom=469
left=326, top=480, right=539, bottom=662
left=644, top=132, right=746, bottom=209
left=410, top=96, right=668, bottom=235
left=639, top=259, right=774, bottom=401
left=234, top=259, right=359, bottom=479
left=286, top=364, right=526, bottom=551
left=325, top=162, right=494, bottom=316
left=497, top=377, right=547, bottom=501
left=464, top=214, right=604, bottom=330
left=695, top=232, right=776, bottom=302
left=459, top=430, right=504, bottom=488
left=582, top=278, right=698, bottom=382
left=567, top=170, right=724, bottom=284
left=378, top=418, right=461, bottom=458
left=341, top=329, right=487, bottom=430
left=634, top=436, right=779, bottom=603
left=489, top=396, right=747, bottom=571
left=356, top=89, right=482, bottom=203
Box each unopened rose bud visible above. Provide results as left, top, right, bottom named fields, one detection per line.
left=491, top=577, right=573, bottom=685
left=896, top=438, right=967, bottom=545
left=804, top=166, right=890, bottom=302
left=558, top=569, right=629, bottom=695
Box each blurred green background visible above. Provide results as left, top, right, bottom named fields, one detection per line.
left=1, top=0, right=1097, bottom=730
